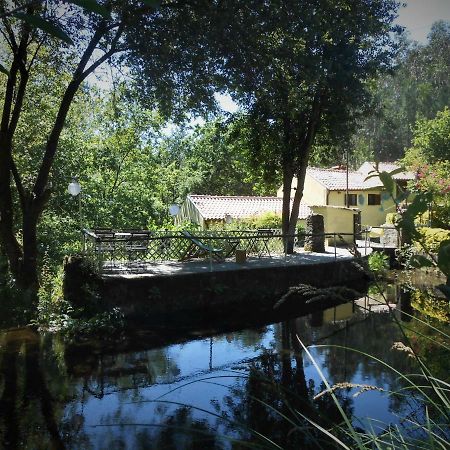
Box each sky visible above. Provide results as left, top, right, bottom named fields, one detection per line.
left=397, top=0, right=450, bottom=43
left=216, top=0, right=450, bottom=113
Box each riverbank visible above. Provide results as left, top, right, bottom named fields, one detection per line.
left=64, top=249, right=372, bottom=322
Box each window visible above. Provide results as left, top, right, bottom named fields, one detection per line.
left=368, top=193, right=381, bottom=205
left=344, top=194, right=357, bottom=206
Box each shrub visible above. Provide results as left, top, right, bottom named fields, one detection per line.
left=210, top=212, right=283, bottom=231
left=385, top=212, right=401, bottom=225
left=367, top=251, right=389, bottom=274
left=252, top=212, right=283, bottom=229
left=415, top=227, right=450, bottom=253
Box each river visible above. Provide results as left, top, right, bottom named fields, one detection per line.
left=0, top=276, right=448, bottom=449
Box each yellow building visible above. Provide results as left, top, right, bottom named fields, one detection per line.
left=277, top=162, right=415, bottom=228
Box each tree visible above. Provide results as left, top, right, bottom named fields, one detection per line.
left=0, top=1, right=217, bottom=298
left=0, top=1, right=132, bottom=295
left=352, top=21, right=450, bottom=161
left=182, top=117, right=279, bottom=196
left=403, top=108, right=450, bottom=228
left=208, top=0, right=400, bottom=252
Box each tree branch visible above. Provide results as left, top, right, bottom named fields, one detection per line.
left=33, top=20, right=123, bottom=203
left=10, top=155, right=26, bottom=209
left=80, top=23, right=124, bottom=82
left=0, top=9, right=19, bottom=51
left=0, top=1, right=42, bottom=20
left=7, top=39, right=30, bottom=140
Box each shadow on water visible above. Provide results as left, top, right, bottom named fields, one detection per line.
left=0, top=275, right=448, bottom=449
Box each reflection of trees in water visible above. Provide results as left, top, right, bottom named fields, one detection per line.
left=1, top=289, right=444, bottom=449
left=302, top=310, right=418, bottom=420
left=84, top=406, right=222, bottom=450
left=0, top=329, right=90, bottom=449
left=222, top=326, right=268, bottom=350
left=216, top=321, right=355, bottom=449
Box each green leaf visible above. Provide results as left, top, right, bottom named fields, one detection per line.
left=70, top=0, right=111, bottom=19
left=0, top=63, right=9, bottom=76
left=14, top=13, right=73, bottom=45
left=142, top=0, right=161, bottom=9
left=379, top=171, right=394, bottom=196
left=405, top=192, right=430, bottom=218
left=437, top=240, right=450, bottom=278
left=364, top=173, right=379, bottom=181
left=409, top=255, right=434, bottom=268
left=395, top=190, right=409, bottom=204
left=387, top=167, right=405, bottom=177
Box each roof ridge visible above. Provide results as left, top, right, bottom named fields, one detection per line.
left=189, top=194, right=282, bottom=200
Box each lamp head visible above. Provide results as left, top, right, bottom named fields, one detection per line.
left=169, top=204, right=180, bottom=217
left=68, top=178, right=81, bottom=196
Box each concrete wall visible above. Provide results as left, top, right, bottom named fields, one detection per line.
left=95, top=258, right=370, bottom=322
left=310, top=205, right=357, bottom=243
left=302, top=174, right=328, bottom=205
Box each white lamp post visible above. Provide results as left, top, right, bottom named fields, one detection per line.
left=68, top=178, right=82, bottom=232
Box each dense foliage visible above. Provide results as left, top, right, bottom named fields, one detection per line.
left=351, top=21, right=450, bottom=163
left=403, top=108, right=450, bottom=228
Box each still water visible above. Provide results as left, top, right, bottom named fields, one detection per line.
left=0, top=282, right=448, bottom=449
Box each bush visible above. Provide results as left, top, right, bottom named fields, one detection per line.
left=385, top=212, right=401, bottom=225
left=415, top=227, right=450, bottom=253
left=252, top=212, right=283, bottom=229
left=210, top=212, right=284, bottom=231
left=368, top=251, right=389, bottom=274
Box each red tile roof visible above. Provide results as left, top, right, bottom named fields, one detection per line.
left=308, top=162, right=415, bottom=191
left=358, top=162, right=415, bottom=181
left=188, top=195, right=312, bottom=220
left=307, top=167, right=366, bottom=190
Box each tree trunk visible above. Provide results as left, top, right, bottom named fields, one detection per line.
left=281, top=167, right=294, bottom=251
left=285, top=163, right=308, bottom=253
left=0, top=136, right=23, bottom=284
left=19, top=207, right=40, bottom=295
left=283, top=93, right=322, bottom=253
left=0, top=19, right=114, bottom=302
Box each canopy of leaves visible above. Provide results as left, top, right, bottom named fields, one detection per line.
left=352, top=21, right=450, bottom=162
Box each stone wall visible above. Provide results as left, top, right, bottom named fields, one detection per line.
left=91, top=258, right=370, bottom=322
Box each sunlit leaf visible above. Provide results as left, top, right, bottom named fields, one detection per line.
left=14, top=13, right=73, bottom=45
left=0, top=63, right=9, bottom=75
left=409, top=255, right=434, bottom=268
left=70, top=0, right=111, bottom=19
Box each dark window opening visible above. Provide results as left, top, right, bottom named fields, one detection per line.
left=345, top=194, right=357, bottom=206
left=368, top=194, right=381, bottom=205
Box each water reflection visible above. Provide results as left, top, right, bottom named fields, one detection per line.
left=0, top=281, right=448, bottom=449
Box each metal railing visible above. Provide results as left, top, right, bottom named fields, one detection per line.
left=82, top=228, right=371, bottom=272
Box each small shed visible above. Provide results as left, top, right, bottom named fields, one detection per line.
left=310, top=205, right=361, bottom=244
left=178, top=194, right=312, bottom=229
